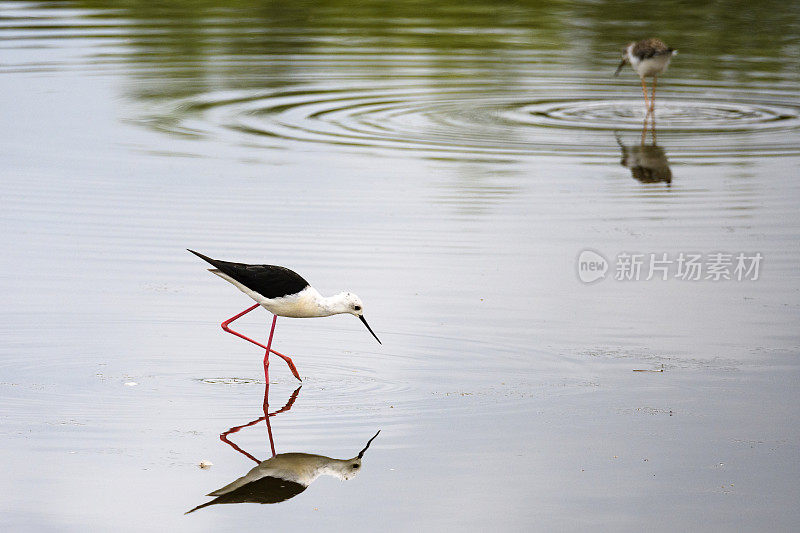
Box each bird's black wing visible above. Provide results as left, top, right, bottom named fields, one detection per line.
left=185, top=477, right=307, bottom=513
left=188, top=249, right=310, bottom=298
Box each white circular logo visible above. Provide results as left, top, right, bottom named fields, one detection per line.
left=577, top=250, right=608, bottom=283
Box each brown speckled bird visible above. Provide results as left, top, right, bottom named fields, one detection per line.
left=615, top=38, right=677, bottom=112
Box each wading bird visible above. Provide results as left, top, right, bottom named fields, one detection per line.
left=188, top=249, right=381, bottom=381
left=615, top=38, right=676, bottom=113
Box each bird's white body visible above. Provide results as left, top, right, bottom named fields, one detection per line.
left=211, top=270, right=358, bottom=318
left=210, top=269, right=352, bottom=318
left=208, top=453, right=363, bottom=497
left=626, top=44, right=675, bottom=78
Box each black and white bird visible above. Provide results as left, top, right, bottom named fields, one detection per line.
left=615, top=38, right=677, bottom=113
left=188, top=249, right=380, bottom=381
left=185, top=431, right=380, bottom=514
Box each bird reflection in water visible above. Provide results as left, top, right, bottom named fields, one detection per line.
left=616, top=115, right=672, bottom=185
left=186, top=383, right=380, bottom=514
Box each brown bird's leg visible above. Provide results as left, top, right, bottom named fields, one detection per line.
left=641, top=116, right=648, bottom=145
left=650, top=75, right=658, bottom=113
left=640, top=77, right=650, bottom=113
left=651, top=112, right=657, bottom=143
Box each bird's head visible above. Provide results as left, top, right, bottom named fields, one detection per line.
left=334, top=458, right=364, bottom=481
left=334, top=430, right=380, bottom=480
left=614, top=44, right=632, bottom=76
left=334, top=292, right=381, bottom=344
left=338, top=292, right=365, bottom=316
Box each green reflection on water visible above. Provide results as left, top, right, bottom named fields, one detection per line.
left=18, top=0, right=798, bottom=158
left=64, top=0, right=799, bottom=80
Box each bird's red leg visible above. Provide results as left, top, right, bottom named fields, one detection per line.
left=640, top=77, right=651, bottom=113
left=261, top=374, right=277, bottom=457
left=261, top=385, right=301, bottom=458
left=219, top=386, right=302, bottom=463
left=220, top=305, right=302, bottom=381
left=220, top=303, right=260, bottom=341
left=263, top=314, right=277, bottom=382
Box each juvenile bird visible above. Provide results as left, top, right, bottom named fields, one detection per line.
left=615, top=38, right=677, bottom=113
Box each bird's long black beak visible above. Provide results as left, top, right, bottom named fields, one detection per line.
left=358, top=430, right=381, bottom=459
left=614, top=57, right=628, bottom=77
left=359, top=315, right=381, bottom=344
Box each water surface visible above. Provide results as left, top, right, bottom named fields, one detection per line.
left=1, top=1, right=799, bottom=531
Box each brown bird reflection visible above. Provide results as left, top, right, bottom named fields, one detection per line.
left=616, top=116, right=672, bottom=185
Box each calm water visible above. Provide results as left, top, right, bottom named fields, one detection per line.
left=1, top=1, right=799, bottom=530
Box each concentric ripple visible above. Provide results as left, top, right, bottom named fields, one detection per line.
left=148, top=81, right=800, bottom=160
left=513, top=99, right=800, bottom=132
